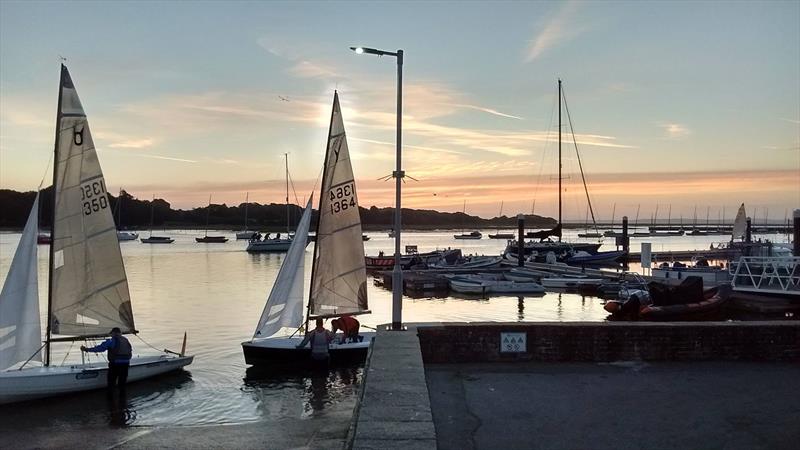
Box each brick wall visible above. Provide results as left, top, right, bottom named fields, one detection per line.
left=416, top=322, right=800, bottom=363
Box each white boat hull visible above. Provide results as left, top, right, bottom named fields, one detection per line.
left=246, top=239, right=293, bottom=253
left=116, top=231, right=139, bottom=241
left=541, top=277, right=604, bottom=289
left=0, top=355, right=193, bottom=404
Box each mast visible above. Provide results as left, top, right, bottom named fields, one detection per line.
left=305, top=92, right=338, bottom=333
left=244, top=192, right=249, bottom=230
left=668, top=204, right=672, bottom=230
left=557, top=79, right=562, bottom=241
left=611, top=203, right=616, bottom=228
left=205, top=194, right=211, bottom=237
left=149, top=195, right=155, bottom=238
left=285, top=153, right=289, bottom=234
left=45, top=64, right=66, bottom=366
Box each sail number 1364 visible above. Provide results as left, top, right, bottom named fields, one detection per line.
left=80, top=179, right=109, bottom=216
left=329, top=183, right=356, bottom=215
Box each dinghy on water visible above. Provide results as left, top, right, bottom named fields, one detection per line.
left=0, top=65, right=192, bottom=404
left=242, top=92, right=374, bottom=367
left=247, top=154, right=293, bottom=253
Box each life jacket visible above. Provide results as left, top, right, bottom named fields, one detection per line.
left=338, top=316, right=359, bottom=336
left=108, top=335, right=132, bottom=362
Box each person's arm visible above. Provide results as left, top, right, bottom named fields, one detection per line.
left=296, top=331, right=313, bottom=348
left=81, top=339, right=111, bottom=353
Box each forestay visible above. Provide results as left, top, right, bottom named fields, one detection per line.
left=50, top=65, right=135, bottom=337
left=731, top=203, right=747, bottom=240
left=309, top=92, right=368, bottom=317
left=253, top=199, right=313, bottom=338
left=0, top=194, right=42, bottom=370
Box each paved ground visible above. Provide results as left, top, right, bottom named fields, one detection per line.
left=426, top=361, right=800, bottom=450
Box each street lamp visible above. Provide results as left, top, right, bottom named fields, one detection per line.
left=350, top=45, right=404, bottom=331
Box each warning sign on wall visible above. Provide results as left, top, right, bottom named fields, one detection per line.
left=500, top=332, right=526, bottom=353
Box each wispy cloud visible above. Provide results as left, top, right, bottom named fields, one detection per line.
left=288, top=60, right=339, bottom=79
left=525, top=1, right=583, bottom=62
left=659, top=122, right=690, bottom=139
left=126, top=153, right=196, bottom=163
left=780, top=117, right=800, bottom=125
left=451, top=104, right=523, bottom=120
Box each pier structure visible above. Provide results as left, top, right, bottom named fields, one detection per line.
left=349, top=322, right=800, bottom=449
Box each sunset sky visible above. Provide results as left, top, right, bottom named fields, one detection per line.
left=1, top=1, right=798, bottom=221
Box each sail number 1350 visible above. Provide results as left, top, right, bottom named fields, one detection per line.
left=329, top=183, right=356, bottom=215
left=80, top=179, right=109, bottom=216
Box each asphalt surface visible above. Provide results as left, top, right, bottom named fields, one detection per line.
left=426, top=361, right=800, bottom=450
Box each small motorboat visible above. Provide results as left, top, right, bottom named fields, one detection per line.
left=566, top=250, right=626, bottom=265
left=117, top=230, right=139, bottom=241
left=235, top=230, right=258, bottom=240
left=447, top=275, right=545, bottom=295
left=604, top=276, right=730, bottom=320
left=454, top=231, right=482, bottom=240
left=141, top=236, right=174, bottom=244
left=541, top=277, right=604, bottom=289
left=488, top=232, right=515, bottom=239
left=196, top=235, right=228, bottom=243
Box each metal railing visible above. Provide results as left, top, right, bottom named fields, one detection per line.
left=730, top=256, right=800, bottom=295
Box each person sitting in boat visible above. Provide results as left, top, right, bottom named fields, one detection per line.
left=80, top=327, right=132, bottom=394
left=296, top=318, right=334, bottom=364
left=331, top=315, right=361, bottom=344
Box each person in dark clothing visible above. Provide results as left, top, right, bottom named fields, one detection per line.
left=331, top=315, right=361, bottom=344
left=81, top=327, right=133, bottom=393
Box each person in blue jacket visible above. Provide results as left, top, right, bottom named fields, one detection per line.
left=81, top=327, right=133, bottom=394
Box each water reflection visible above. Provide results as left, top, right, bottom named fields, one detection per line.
left=243, top=366, right=362, bottom=418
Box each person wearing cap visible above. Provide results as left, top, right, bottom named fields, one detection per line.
left=81, top=327, right=133, bottom=393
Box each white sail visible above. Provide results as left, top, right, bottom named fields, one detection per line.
left=309, top=92, right=368, bottom=317
left=731, top=203, right=747, bottom=240
left=49, top=65, right=135, bottom=337
left=0, top=194, right=43, bottom=370
left=253, top=199, right=313, bottom=338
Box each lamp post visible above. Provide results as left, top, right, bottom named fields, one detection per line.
left=350, top=46, right=404, bottom=331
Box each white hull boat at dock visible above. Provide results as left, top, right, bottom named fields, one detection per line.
left=0, top=355, right=193, bottom=404
left=541, top=277, right=605, bottom=289
left=447, top=275, right=545, bottom=295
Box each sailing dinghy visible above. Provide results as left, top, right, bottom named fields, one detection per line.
left=242, top=92, right=373, bottom=366
left=0, top=65, right=192, bottom=404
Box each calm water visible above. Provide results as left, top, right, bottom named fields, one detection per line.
left=0, top=228, right=790, bottom=427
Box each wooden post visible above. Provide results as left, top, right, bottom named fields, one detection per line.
left=621, top=216, right=629, bottom=254
left=793, top=209, right=799, bottom=257
left=517, top=214, right=525, bottom=267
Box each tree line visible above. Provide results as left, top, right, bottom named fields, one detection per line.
left=0, top=188, right=556, bottom=231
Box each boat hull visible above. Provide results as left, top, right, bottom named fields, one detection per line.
left=246, top=239, right=293, bottom=253
left=141, top=236, right=174, bottom=244
left=196, top=236, right=229, bottom=243
left=241, top=333, right=375, bottom=366
left=0, top=355, right=193, bottom=404
left=236, top=231, right=258, bottom=240
left=117, top=231, right=139, bottom=241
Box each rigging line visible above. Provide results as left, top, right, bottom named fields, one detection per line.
left=532, top=88, right=557, bottom=207
left=134, top=333, right=166, bottom=354
left=561, top=86, right=599, bottom=235
left=60, top=340, right=75, bottom=365
left=37, top=153, right=54, bottom=190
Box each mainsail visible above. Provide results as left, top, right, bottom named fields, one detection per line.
left=253, top=199, right=313, bottom=338
left=0, top=194, right=43, bottom=370
left=309, top=92, right=368, bottom=317
left=731, top=203, right=747, bottom=240
left=49, top=65, right=135, bottom=337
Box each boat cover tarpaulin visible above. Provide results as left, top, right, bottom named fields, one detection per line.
left=527, top=224, right=562, bottom=240
left=648, top=276, right=704, bottom=306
